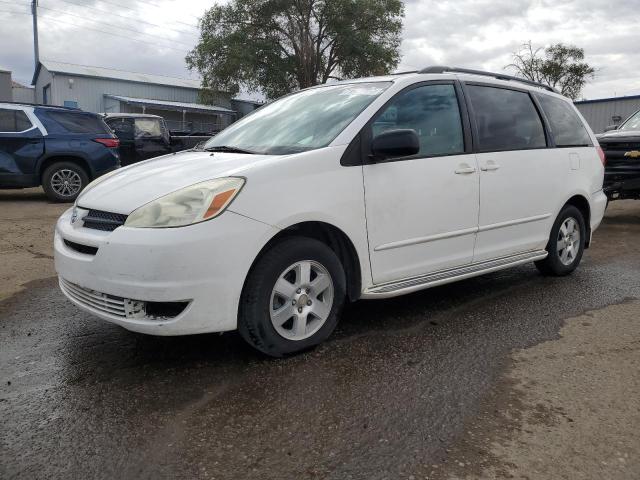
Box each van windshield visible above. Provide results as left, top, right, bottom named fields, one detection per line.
left=204, top=82, right=391, bottom=155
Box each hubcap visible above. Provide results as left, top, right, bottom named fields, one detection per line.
left=557, top=217, right=580, bottom=266
left=269, top=260, right=334, bottom=341
left=51, top=169, right=82, bottom=197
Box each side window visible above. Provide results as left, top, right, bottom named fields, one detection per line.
left=107, top=118, right=135, bottom=140
left=0, top=109, right=33, bottom=132
left=466, top=85, right=546, bottom=152
left=372, top=84, right=465, bottom=157
left=15, top=111, right=32, bottom=131
left=536, top=94, right=592, bottom=147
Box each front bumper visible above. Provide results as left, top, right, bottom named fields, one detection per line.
left=54, top=207, right=278, bottom=335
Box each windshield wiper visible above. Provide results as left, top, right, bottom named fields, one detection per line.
left=204, top=145, right=257, bottom=154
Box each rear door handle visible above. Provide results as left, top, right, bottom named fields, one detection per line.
left=480, top=161, right=500, bottom=171
left=455, top=164, right=476, bottom=174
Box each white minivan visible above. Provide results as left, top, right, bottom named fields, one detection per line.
left=54, top=67, right=607, bottom=356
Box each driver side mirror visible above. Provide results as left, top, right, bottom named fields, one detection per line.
left=371, top=129, right=420, bottom=161
left=604, top=124, right=618, bottom=132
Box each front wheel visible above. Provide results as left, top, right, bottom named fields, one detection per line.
left=238, top=237, right=346, bottom=357
left=535, top=205, right=586, bottom=276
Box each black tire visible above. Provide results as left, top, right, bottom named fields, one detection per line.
left=238, top=236, right=346, bottom=357
left=535, top=205, right=586, bottom=276
left=42, top=161, right=89, bottom=202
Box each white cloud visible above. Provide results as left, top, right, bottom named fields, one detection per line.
left=1, top=0, right=638, bottom=99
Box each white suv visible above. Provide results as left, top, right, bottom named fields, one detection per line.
left=54, top=67, right=607, bottom=356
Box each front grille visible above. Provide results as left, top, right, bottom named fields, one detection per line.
left=59, top=279, right=189, bottom=320
left=601, top=142, right=640, bottom=151
left=64, top=239, right=98, bottom=255
left=60, top=278, right=130, bottom=318
left=82, top=209, right=127, bottom=231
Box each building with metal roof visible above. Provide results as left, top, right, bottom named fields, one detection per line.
left=31, top=60, right=262, bottom=133
left=575, top=94, right=640, bottom=133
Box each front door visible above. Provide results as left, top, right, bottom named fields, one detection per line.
left=363, top=82, right=480, bottom=285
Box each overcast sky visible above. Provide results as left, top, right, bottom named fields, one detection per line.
left=1, top=0, right=639, bottom=99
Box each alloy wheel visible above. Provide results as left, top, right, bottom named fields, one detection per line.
left=51, top=169, right=82, bottom=197
left=557, top=217, right=581, bottom=266
left=269, top=260, right=334, bottom=341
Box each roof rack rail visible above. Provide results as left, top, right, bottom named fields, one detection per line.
left=0, top=101, right=80, bottom=110
left=418, top=66, right=556, bottom=93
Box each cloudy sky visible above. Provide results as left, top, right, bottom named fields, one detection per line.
left=1, top=0, right=639, bottom=99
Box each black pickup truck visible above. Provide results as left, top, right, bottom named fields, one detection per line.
left=103, top=114, right=213, bottom=166
left=597, top=108, right=640, bottom=201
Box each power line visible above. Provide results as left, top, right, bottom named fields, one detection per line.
left=38, top=5, right=196, bottom=49
left=48, top=0, right=199, bottom=36
left=38, top=15, right=191, bottom=54
left=93, top=0, right=202, bottom=28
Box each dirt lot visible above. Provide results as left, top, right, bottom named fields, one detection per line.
left=1, top=188, right=639, bottom=479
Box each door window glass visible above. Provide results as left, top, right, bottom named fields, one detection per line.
left=467, top=85, right=546, bottom=151
left=536, top=94, right=592, bottom=146
left=0, top=109, right=33, bottom=132
left=372, top=84, right=464, bottom=157
left=107, top=118, right=135, bottom=140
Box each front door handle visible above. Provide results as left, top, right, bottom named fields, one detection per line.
left=480, top=161, right=501, bottom=171
left=455, top=164, right=476, bottom=174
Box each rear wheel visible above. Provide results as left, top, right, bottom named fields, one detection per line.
left=42, top=161, right=89, bottom=202
left=238, top=237, right=346, bottom=357
left=535, top=205, right=586, bottom=276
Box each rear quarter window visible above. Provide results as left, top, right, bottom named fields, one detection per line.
left=536, top=94, right=592, bottom=147
left=42, top=111, right=111, bottom=134
left=0, top=109, right=33, bottom=132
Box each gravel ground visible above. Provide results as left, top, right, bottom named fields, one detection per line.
left=0, top=188, right=638, bottom=479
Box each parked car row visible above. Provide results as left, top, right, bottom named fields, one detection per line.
left=0, top=103, right=213, bottom=201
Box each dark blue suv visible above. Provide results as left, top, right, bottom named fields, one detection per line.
left=0, top=103, right=120, bottom=202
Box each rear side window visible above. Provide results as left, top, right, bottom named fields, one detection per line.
left=372, top=84, right=465, bottom=157
left=467, top=85, right=546, bottom=152
left=45, top=111, right=110, bottom=134
left=0, top=109, right=33, bottom=132
left=536, top=94, right=592, bottom=147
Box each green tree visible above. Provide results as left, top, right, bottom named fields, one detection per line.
left=187, top=0, right=404, bottom=100
left=507, top=41, right=595, bottom=99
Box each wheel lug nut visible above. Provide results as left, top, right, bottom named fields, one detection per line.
left=307, top=300, right=312, bottom=306
left=296, top=288, right=301, bottom=294
left=306, top=288, right=310, bottom=293
left=298, top=307, right=303, bottom=313
left=292, top=300, right=296, bottom=305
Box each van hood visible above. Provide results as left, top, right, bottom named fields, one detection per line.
left=77, top=151, right=276, bottom=214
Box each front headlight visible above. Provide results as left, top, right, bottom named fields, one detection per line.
left=124, top=177, right=245, bottom=228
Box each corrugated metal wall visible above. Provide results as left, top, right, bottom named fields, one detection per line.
left=0, top=71, right=12, bottom=101
left=12, top=86, right=35, bottom=103
left=575, top=97, right=640, bottom=133
left=37, top=65, right=233, bottom=113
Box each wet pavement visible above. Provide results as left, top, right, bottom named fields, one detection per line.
left=1, top=198, right=639, bottom=479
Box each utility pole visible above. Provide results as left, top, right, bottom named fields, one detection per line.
left=31, top=0, right=39, bottom=78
